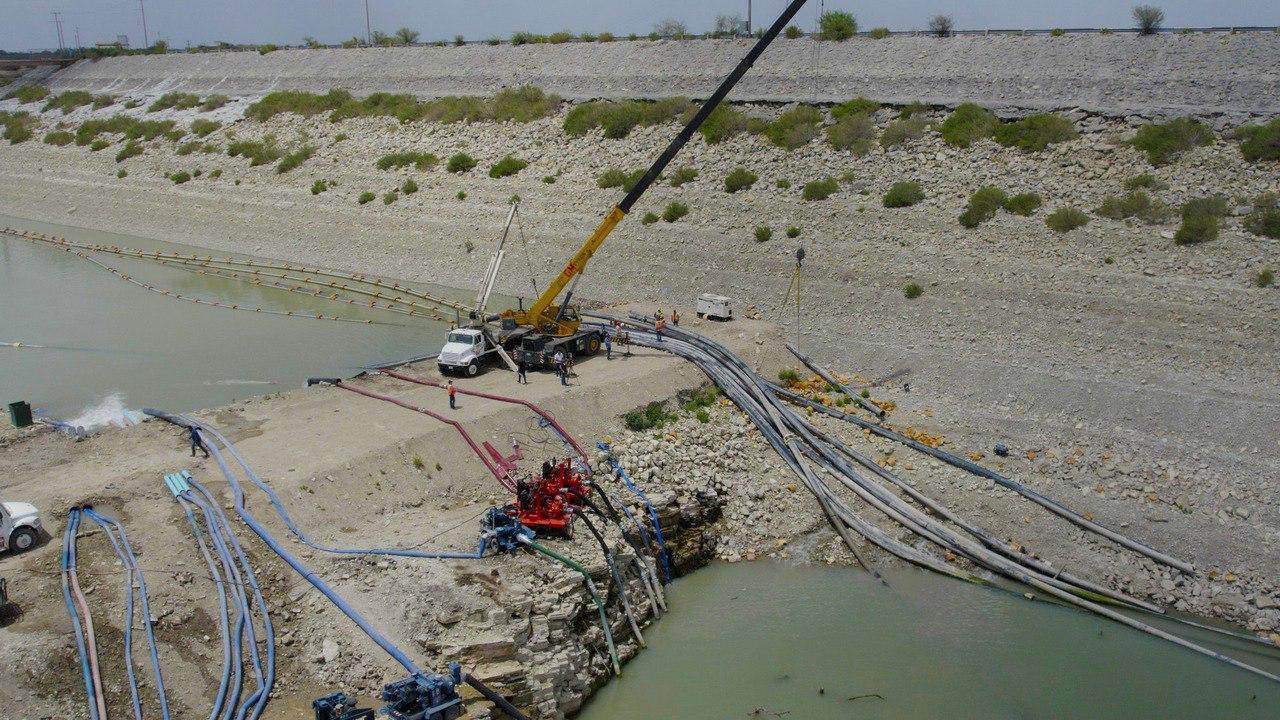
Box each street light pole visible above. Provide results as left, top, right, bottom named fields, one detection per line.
left=139, top=0, right=149, bottom=47
left=364, top=0, right=372, bottom=45
left=747, top=0, right=752, bottom=34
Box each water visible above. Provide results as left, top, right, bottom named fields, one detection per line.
left=580, top=562, right=1280, bottom=720
left=0, top=214, right=473, bottom=418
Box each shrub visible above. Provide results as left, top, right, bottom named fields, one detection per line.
left=117, top=168, right=128, bottom=178
left=92, top=95, right=116, bottom=109
left=1125, top=173, right=1166, bottom=191
left=1003, top=192, right=1043, bottom=216
left=1095, top=190, right=1169, bottom=223
left=802, top=177, right=839, bottom=201
left=564, top=97, right=694, bottom=139
left=258, top=44, right=279, bottom=55
left=402, top=177, right=418, bottom=194
left=776, top=179, right=791, bottom=189
left=669, top=167, right=698, bottom=187
left=724, top=167, right=758, bottom=193
left=199, top=95, right=229, bottom=111
left=754, top=225, right=772, bottom=243
left=311, top=179, right=329, bottom=194
left=623, top=401, right=676, bottom=432
left=149, top=92, right=202, bottom=112
left=123, top=99, right=142, bottom=109
left=1131, top=117, right=1213, bottom=165
left=778, top=368, right=801, bottom=385
left=825, top=112, right=876, bottom=154
left=114, top=140, right=143, bottom=162
left=883, top=180, right=925, bottom=208
left=939, top=103, right=997, bottom=147
left=784, top=25, right=803, bottom=39
left=43, top=90, right=95, bottom=114
left=1046, top=207, right=1090, bottom=232
left=276, top=145, right=315, bottom=173
left=1181, top=195, right=1230, bottom=220
left=597, top=168, right=627, bottom=188
left=89, top=138, right=110, bottom=151
left=699, top=104, right=755, bottom=144
left=598, top=32, right=615, bottom=42
left=383, top=191, right=398, bottom=205
left=993, top=113, right=1077, bottom=152
left=176, top=140, right=201, bottom=156
left=376, top=151, right=437, bottom=171
left=456, top=190, right=467, bottom=200
left=1256, top=267, right=1274, bottom=288
left=191, top=118, right=221, bottom=137
left=1, top=111, right=36, bottom=144
left=547, top=31, right=574, bottom=44
left=44, top=130, right=75, bottom=146
left=832, top=97, right=878, bottom=120
left=1174, top=214, right=1217, bottom=245
left=511, top=31, right=546, bottom=45
left=959, top=186, right=1007, bottom=227
left=485, top=37, right=501, bottom=46
left=1133, top=5, right=1165, bottom=35
left=903, top=282, right=923, bottom=299
left=76, top=115, right=177, bottom=145
left=869, top=27, right=891, bottom=39
left=171, top=170, right=192, bottom=184
left=764, top=105, right=822, bottom=149
left=542, top=175, right=556, bottom=183
left=696, top=409, right=711, bottom=424
left=7, top=84, right=49, bottom=103
left=1234, top=118, right=1280, bottom=162
left=898, top=101, right=929, bottom=118
left=1244, top=207, right=1280, bottom=239
left=488, top=155, right=528, bottom=178
left=654, top=19, right=688, bottom=39
left=642, top=211, right=660, bottom=225
left=819, top=11, right=857, bottom=40
left=227, top=139, right=284, bottom=166
left=209, top=168, right=221, bottom=179
left=1050, top=28, right=1066, bottom=37
left=447, top=152, right=477, bottom=173
left=786, top=226, right=801, bottom=238
left=928, top=15, right=954, bottom=37
left=662, top=201, right=689, bottom=222
left=880, top=116, right=927, bottom=148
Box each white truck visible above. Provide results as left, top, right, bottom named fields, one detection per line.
left=696, top=293, right=734, bottom=321
left=0, top=501, right=42, bottom=554
left=437, top=328, right=503, bottom=377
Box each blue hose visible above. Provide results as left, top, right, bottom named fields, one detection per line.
left=176, top=496, right=235, bottom=720
left=597, top=442, right=672, bottom=583
left=60, top=509, right=100, bottom=720
left=82, top=507, right=173, bottom=720
left=191, top=495, right=248, bottom=720
left=80, top=509, right=144, bottom=720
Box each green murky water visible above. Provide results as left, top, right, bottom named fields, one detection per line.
left=0, top=214, right=476, bottom=418
left=580, top=561, right=1280, bottom=720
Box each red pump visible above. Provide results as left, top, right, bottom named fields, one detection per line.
left=511, top=459, right=588, bottom=537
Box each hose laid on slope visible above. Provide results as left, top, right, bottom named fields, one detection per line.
left=174, top=494, right=236, bottom=720
left=61, top=508, right=106, bottom=720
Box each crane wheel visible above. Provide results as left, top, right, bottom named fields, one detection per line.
left=587, top=336, right=601, bottom=355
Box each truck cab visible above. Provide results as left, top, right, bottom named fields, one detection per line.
left=0, top=501, right=41, bottom=554
left=438, top=328, right=492, bottom=376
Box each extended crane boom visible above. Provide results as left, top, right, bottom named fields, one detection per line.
left=504, top=0, right=810, bottom=336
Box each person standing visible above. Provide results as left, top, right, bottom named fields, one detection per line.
left=655, top=316, right=666, bottom=343
left=447, top=379, right=457, bottom=409
left=553, top=349, right=567, bottom=386
left=671, top=309, right=680, bottom=326
left=516, top=357, right=529, bottom=384
left=189, top=426, right=209, bottom=459
left=604, top=333, right=613, bottom=360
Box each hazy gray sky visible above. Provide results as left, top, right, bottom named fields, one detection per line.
left=3, top=1, right=1278, bottom=52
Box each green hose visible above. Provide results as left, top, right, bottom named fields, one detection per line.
left=520, top=537, right=621, bottom=675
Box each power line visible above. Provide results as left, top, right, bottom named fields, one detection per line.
left=139, top=0, right=148, bottom=47
left=50, top=10, right=65, bottom=53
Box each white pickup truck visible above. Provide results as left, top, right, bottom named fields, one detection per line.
left=0, top=501, right=42, bottom=554
left=437, top=328, right=501, bottom=377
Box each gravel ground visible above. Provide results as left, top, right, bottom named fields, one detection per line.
left=30, top=33, right=1280, bottom=123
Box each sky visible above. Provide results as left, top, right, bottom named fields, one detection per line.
left=3, top=0, right=1278, bottom=52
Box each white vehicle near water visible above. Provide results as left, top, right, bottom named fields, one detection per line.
left=0, top=501, right=42, bottom=554
left=437, top=328, right=499, bottom=376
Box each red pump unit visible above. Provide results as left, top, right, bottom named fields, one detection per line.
left=511, top=459, right=587, bottom=537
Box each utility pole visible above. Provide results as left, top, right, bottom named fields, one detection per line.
left=139, top=0, right=149, bottom=47
left=75, top=26, right=81, bottom=49
left=364, top=0, right=372, bottom=45
left=747, top=0, right=752, bottom=34
left=51, top=11, right=66, bottom=54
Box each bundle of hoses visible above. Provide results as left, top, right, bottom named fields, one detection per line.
left=587, top=314, right=1280, bottom=683
left=62, top=506, right=175, bottom=720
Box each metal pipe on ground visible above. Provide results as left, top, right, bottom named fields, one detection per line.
left=784, top=342, right=884, bottom=419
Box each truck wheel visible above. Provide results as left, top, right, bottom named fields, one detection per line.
left=9, top=527, right=37, bottom=553
left=586, top=335, right=601, bottom=355
left=466, top=360, right=479, bottom=377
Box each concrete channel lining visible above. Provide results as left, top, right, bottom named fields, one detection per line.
left=41, top=33, right=1280, bottom=121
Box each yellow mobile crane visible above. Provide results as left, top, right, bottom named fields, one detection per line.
left=483, top=0, right=811, bottom=370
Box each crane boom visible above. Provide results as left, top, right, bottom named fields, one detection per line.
left=509, top=0, right=810, bottom=333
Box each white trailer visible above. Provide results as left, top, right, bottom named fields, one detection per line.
left=696, top=293, right=734, bottom=321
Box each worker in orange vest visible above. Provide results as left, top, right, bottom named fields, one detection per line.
left=655, top=316, right=665, bottom=342
left=447, top=380, right=457, bottom=409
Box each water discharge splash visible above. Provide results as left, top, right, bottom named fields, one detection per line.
left=62, top=393, right=147, bottom=433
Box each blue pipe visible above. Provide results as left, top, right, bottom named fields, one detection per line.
left=60, top=509, right=100, bottom=720
left=176, top=495, right=234, bottom=720
left=81, top=509, right=144, bottom=720
left=193, top=494, right=249, bottom=720
left=597, top=443, right=672, bottom=583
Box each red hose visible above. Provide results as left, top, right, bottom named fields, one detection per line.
left=68, top=554, right=107, bottom=718
left=380, top=369, right=589, bottom=465
left=334, top=380, right=516, bottom=491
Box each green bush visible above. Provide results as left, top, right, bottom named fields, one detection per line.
left=1181, top=195, right=1230, bottom=220
left=642, top=211, right=660, bottom=225
left=149, top=92, right=202, bottom=112
left=258, top=44, right=279, bottom=55
left=959, top=186, right=1007, bottom=227
left=275, top=145, right=315, bottom=173
left=227, top=138, right=284, bottom=166
left=76, top=115, right=177, bottom=146
left=563, top=97, right=693, bottom=139
left=776, top=179, right=791, bottom=189
left=1002, top=192, right=1043, bottom=216
left=623, top=401, right=676, bottom=431
left=784, top=25, right=803, bottom=39
left=818, top=11, right=858, bottom=40
left=802, top=177, right=839, bottom=201
left=447, top=152, right=477, bottom=173
left=1132, top=118, right=1214, bottom=165
left=383, top=191, right=398, bottom=205
left=898, top=102, right=929, bottom=118
left=376, top=151, right=437, bottom=171
left=597, top=168, right=634, bottom=189
left=1, top=111, right=37, bottom=144
left=598, top=32, right=615, bottom=42
left=1255, top=267, right=1274, bottom=288
left=754, top=225, right=772, bottom=243
left=764, top=105, right=822, bottom=149
left=1045, top=207, right=1090, bottom=232
left=939, top=103, right=998, bottom=148
left=869, top=27, right=891, bottom=39
left=547, top=31, right=574, bottom=44
left=883, top=180, right=924, bottom=208
left=402, top=177, right=418, bottom=194
left=993, top=113, right=1077, bottom=152
left=191, top=118, right=221, bottom=137
left=832, top=97, right=878, bottom=120
left=724, top=167, right=758, bottom=193
left=695, top=409, right=711, bottom=424
left=200, top=94, right=229, bottom=111
left=826, top=112, right=875, bottom=154
left=663, top=201, right=689, bottom=222
left=511, top=31, right=547, bottom=45
left=669, top=167, right=698, bottom=187
left=880, top=116, right=927, bottom=148
left=1050, top=28, right=1066, bottom=37
left=358, top=191, right=376, bottom=204
left=89, top=138, right=110, bottom=151
left=43, top=90, right=95, bottom=114
left=1174, top=214, right=1217, bottom=245
left=1125, top=173, right=1167, bottom=191
left=176, top=140, right=201, bottom=156
left=246, top=86, right=559, bottom=125
left=542, top=175, right=555, bottom=183
left=1244, top=206, right=1280, bottom=239
left=699, top=104, right=756, bottom=144
left=488, top=155, right=528, bottom=178
left=117, top=168, right=128, bottom=178
left=456, top=190, right=467, bottom=200
left=311, top=179, right=329, bottom=194
left=209, top=168, right=221, bottom=179
left=43, top=130, right=75, bottom=146
left=1095, top=190, right=1169, bottom=223
left=903, top=282, right=923, bottom=299
left=778, top=368, right=801, bottom=385
left=92, top=95, right=116, bottom=109
left=171, top=170, right=192, bottom=184
left=786, top=226, right=801, bottom=238
left=114, top=141, right=143, bottom=162
left=6, top=84, right=49, bottom=104
left=1233, top=118, right=1280, bottom=162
